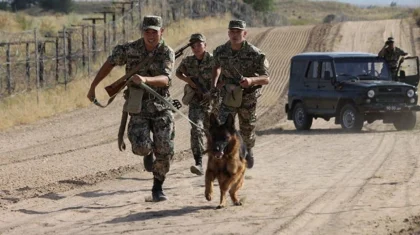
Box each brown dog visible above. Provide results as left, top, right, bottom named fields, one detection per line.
left=205, top=113, right=247, bottom=209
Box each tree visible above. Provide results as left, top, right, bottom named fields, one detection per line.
left=11, top=0, right=37, bottom=11
left=39, top=0, right=74, bottom=13
left=244, top=0, right=275, bottom=12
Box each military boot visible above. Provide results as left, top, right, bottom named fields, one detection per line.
left=143, top=152, right=155, bottom=172
left=190, top=154, right=204, bottom=176
left=152, top=177, right=168, bottom=202
left=245, top=148, right=254, bottom=169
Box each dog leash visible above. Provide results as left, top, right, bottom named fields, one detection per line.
left=138, top=82, right=208, bottom=133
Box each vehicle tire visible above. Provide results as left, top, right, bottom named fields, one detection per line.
left=292, top=102, right=313, bottom=130
left=393, top=112, right=416, bottom=131
left=339, top=104, right=363, bottom=131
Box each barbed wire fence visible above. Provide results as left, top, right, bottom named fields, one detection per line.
left=0, top=0, right=287, bottom=99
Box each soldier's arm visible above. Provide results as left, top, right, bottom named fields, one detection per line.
left=87, top=45, right=126, bottom=101
left=398, top=48, right=408, bottom=56
left=211, top=50, right=222, bottom=89
left=247, top=54, right=270, bottom=86
left=175, top=59, right=197, bottom=88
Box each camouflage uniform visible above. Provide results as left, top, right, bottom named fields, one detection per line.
left=108, top=17, right=175, bottom=182
left=213, top=20, right=269, bottom=150
left=176, top=34, right=214, bottom=167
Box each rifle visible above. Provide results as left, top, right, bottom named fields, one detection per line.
left=103, top=42, right=192, bottom=99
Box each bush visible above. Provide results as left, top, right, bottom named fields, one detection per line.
left=0, top=2, right=10, bottom=11
left=244, top=0, right=275, bottom=12
left=323, top=14, right=336, bottom=23
left=39, top=0, right=74, bottom=13
left=11, top=0, right=37, bottom=11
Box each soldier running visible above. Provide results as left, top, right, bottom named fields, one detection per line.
left=211, top=20, right=270, bottom=169
left=176, top=33, right=215, bottom=176
left=87, top=16, right=175, bottom=202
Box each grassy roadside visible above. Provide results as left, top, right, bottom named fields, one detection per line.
left=0, top=15, right=231, bottom=131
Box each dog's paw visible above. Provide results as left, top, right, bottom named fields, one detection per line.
left=216, top=205, right=225, bottom=209
left=205, top=193, right=212, bottom=201
left=234, top=201, right=242, bottom=206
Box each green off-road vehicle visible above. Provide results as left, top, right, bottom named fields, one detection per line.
left=285, top=52, right=420, bottom=131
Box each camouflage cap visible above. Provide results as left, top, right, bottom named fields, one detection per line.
left=228, top=20, right=246, bottom=30
left=189, top=33, right=206, bottom=43
left=142, top=15, right=163, bottom=31
left=387, top=37, right=395, bottom=43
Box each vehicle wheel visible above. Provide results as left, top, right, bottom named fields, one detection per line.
left=292, top=102, right=313, bottom=130
left=393, top=112, right=416, bottom=130
left=339, top=104, right=363, bottom=131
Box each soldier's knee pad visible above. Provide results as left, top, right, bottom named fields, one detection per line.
left=132, top=145, right=152, bottom=156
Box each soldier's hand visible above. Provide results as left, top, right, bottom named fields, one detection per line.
left=87, top=87, right=96, bottom=102
left=240, top=78, right=253, bottom=88
left=131, top=74, right=147, bottom=84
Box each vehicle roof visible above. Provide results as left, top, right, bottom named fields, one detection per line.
left=292, top=52, right=379, bottom=60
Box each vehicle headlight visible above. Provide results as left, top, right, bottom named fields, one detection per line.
left=367, top=89, right=375, bottom=98
left=407, top=89, right=415, bottom=98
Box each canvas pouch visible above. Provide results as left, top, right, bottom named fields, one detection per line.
left=222, top=84, right=243, bottom=108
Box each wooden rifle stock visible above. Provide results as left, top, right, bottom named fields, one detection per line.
left=104, top=42, right=192, bottom=98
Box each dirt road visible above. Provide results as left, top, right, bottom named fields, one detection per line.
left=1, top=19, right=420, bottom=234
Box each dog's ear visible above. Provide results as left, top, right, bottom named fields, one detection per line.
left=210, top=113, right=220, bottom=127
left=224, top=113, right=235, bottom=130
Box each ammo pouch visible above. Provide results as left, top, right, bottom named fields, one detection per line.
left=223, top=84, right=243, bottom=108
left=182, top=84, right=195, bottom=105
left=123, top=85, right=144, bottom=114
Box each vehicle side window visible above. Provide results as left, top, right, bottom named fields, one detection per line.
left=291, top=60, right=307, bottom=78
left=305, top=61, right=319, bottom=79
left=321, top=61, right=333, bottom=80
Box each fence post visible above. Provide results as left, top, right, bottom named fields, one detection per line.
left=82, top=25, right=86, bottom=68
left=112, top=13, right=116, bottom=43
left=55, top=37, right=59, bottom=82
left=34, top=29, right=40, bottom=103
left=138, top=0, right=142, bottom=31
left=37, top=41, right=45, bottom=86
left=87, top=28, right=91, bottom=76
left=6, top=43, right=12, bottom=95
left=63, top=26, right=68, bottom=89
left=67, top=30, right=72, bottom=77
left=25, top=42, right=30, bottom=87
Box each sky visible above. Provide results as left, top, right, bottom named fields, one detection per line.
left=315, top=0, right=420, bottom=7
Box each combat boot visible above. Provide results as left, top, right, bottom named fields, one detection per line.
left=190, top=155, right=204, bottom=176
left=245, top=148, right=254, bottom=169
left=143, top=152, right=155, bottom=172
left=152, top=177, right=168, bottom=202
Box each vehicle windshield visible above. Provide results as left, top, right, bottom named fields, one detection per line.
left=334, top=59, right=391, bottom=81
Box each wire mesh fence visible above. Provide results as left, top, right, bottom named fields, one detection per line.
left=0, top=0, right=287, bottom=98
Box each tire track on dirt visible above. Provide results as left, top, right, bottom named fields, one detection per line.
left=252, top=133, right=388, bottom=234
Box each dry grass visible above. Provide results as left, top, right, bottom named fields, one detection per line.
left=0, top=15, right=231, bottom=130
left=275, top=0, right=412, bottom=25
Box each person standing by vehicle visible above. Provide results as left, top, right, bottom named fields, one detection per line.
left=211, top=20, right=270, bottom=169
left=86, top=16, right=175, bottom=202
left=378, top=37, right=408, bottom=79
left=176, top=33, right=215, bottom=176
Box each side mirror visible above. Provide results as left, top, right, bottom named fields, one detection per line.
left=399, top=70, right=406, bottom=79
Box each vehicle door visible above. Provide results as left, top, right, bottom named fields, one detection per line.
left=302, top=60, right=320, bottom=112
left=317, top=60, right=337, bottom=114
left=398, top=56, right=419, bottom=87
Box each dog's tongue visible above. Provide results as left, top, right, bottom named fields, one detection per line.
left=214, top=151, right=224, bottom=159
